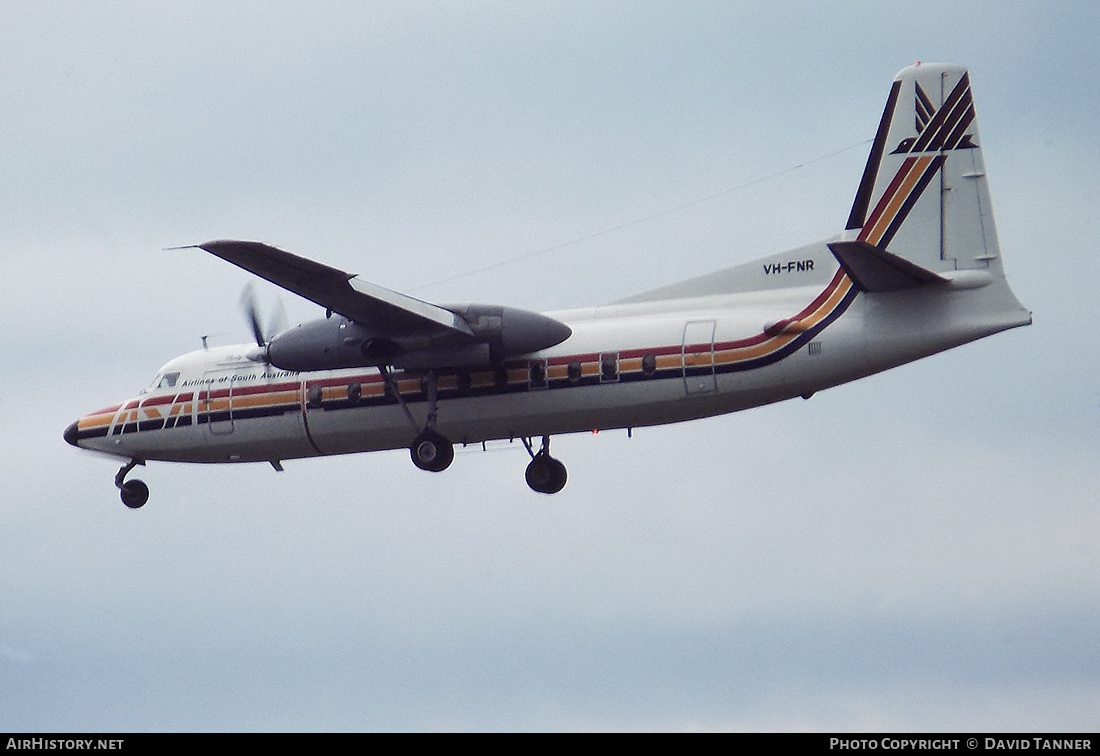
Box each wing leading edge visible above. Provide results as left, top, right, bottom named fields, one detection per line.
left=198, top=240, right=476, bottom=338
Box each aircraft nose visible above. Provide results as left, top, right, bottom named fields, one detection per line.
left=64, top=420, right=79, bottom=447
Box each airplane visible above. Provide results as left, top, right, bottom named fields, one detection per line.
left=64, top=62, right=1031, bottom=508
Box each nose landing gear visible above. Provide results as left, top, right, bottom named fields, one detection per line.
left=115, top=459, right=149, bottom=509
left=522, top=435, right=567, bottom=495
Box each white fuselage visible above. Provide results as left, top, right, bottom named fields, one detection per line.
left=69, top=248, right=1029, bottom=467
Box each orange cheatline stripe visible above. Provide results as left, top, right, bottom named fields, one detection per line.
left=795, top=274, right=853, bottom=329
left=232, top=391, right=299, bottom=411
left=715, top=274, right=852, bottom=365
left=78, top=416, right=113, bottom=431
left=861, top=155, right=934, bottom=246
left=719, top=332, right=800, bottom=363
left=83, top=269, right=861, bottom=432
left=860, top=157, right=917, bottom=240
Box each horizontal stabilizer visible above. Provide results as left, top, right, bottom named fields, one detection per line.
left=827, top=239, right=949, bottom=292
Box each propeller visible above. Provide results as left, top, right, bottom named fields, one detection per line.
left=239, top=283, right=288, bottom=364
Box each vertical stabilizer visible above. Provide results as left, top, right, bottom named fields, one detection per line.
left=844, top=63, right=1001, bottom=277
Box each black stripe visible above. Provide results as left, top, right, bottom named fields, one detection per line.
left=924, top=89, right=973, bottom=152
left=111, top=287, right=859, bottom=441
left=943, top=104, right=975, bottom=150
left=915, top=83, right=934, bottom=130
left=75, top=426, right=110, bottom=441
left=847, top=80, right=901, bottom=230
left=912, top=73, right=970, bottom=153
left=717, top=284, right=859, bottom=373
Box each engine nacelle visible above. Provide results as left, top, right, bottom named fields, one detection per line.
left=453, top=304, right=573, bottom=359
left=266, top=305, right=571, bottom=372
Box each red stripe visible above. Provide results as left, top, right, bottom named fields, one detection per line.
left=93, top=268, right=857, bottom=422
left=859, top=157, right=917, bottom=241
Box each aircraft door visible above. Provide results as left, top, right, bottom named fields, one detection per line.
left=200, top=370, right=236, bottom=435
left=682, top=320, right=716, bottom=395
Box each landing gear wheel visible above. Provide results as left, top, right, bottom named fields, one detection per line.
left=525, top=451, right=567, bottom=494
left=410, top=429, right=454, bottom=472
left=114, top=459, right=148, bottom=509
left=120, top=479, right=150, bottom=509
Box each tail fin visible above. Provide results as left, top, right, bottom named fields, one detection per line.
left=833, top=63, right=1004, bottom=291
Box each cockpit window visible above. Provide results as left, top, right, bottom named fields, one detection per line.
left=156, top=371, right=180, bottom=389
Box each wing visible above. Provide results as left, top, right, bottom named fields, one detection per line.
left=197, top=240, right=475, bottom=338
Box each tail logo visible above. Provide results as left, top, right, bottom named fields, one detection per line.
left=891, top=73, right=978, bottom=155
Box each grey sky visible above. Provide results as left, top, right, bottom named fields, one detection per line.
left=2, top=1, right=1097, bottom=731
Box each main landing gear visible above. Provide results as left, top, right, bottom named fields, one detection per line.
left=381, top=367, right=456, bottom=474
left=115, top=458, right=149, bottom=509
left=410, top=428, right=454, bottom=472
left=387, top=368, right=567, bottom=493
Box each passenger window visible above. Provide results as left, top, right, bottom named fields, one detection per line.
left=600, top=353, right=618, bottom=381
left=529, top=362, right=547, bottom=388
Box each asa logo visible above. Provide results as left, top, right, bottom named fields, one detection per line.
left=891, top=75, right=979, bottom=155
